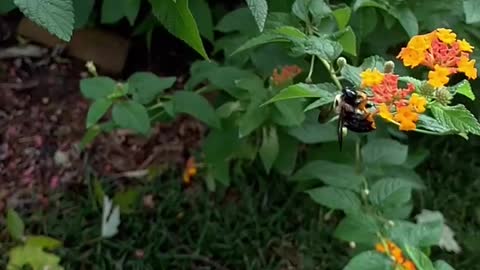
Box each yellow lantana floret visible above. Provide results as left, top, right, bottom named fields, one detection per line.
left=435, top=28, right=457, bottom=45
left=397, top=47, right=424, bottom=68
left=458, top=39, right=474, bottom=52
left=360, top=68, right=384, bottom=87
left=409, top=94, right=427, bottom=113
left=428, top=65, right=451, bottom=88
left=457, top=56, right=478, bottom=79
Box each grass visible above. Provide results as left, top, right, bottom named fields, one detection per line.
left=1, top=137, right=480, bottom=269
left=1, top=168, right=351, bottom=270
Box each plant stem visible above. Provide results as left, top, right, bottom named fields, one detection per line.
left=355, top=138, right=362, bottom=175
left=306, top=55, right=315, bottom=83
left=319, top=57, right=343, bottom=90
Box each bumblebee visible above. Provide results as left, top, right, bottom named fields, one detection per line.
left=333, top=87, right=376, bottom=150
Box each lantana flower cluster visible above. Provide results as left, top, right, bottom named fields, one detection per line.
left=271, top=65, right=302, bottom=87
left=397, top=28, right=477, bottom=88
left=360, top=68, right=427, bottom=131
left=375, top=240, right=416, bottom=270
left=360, top=28, right=477, bottom=132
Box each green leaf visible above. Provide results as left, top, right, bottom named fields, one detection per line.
left=150, top=0, right=209, bottom=59
left=86, top=99, right=112, bottom=128
left=464, top=0, right=480, bottom=24
left=238, top=93, right=270, bottom=137
left=434, top=260, right=455, bottom=270
left=25, top=236, right=62, bottom=250
left=231, top=32, right=289, bottom=55
left=123, top=0, right=141, bottom=25
left=128, top=72, right=176, bottom=104
left=333, top=6, right=351, bottom=30
left=203, top=127, right=242, bottom=163
left=287, top=121, right=338, bottom=144
left=101, top=195, right=121, bottom=238
left=172, top=91, right=221, bottom=129
left=0, top=0, right=16, bottom=14
left=80, top=77, right=117, bottom=100
left=259, top=126, right=279, bottom=173
left=272, top=99, right=306, bottom=127
left=101, top=0, right=124, bottom=23
left=273, top=132, right=299, bottom=175
left=369, top=178, right=413, bottom=206
left=343, top=251, right=392, bottom=270
left=391, top=4, right=418, bottom=37
left=73, top=0, right=94, bottom=28
left=334, top=213, right=380, bottom=245
left=309, top=0, right=331, bottom=21
left=362, top=138, right=408, bottom=165
left=306, top=186, right=361, bottom=213
left=291, top=36, right=343, bottom=61
left=246, top=0, right=268, bottom=32
left=112, top=101, right=151, bottom=135
left=231, top=26, right=306, bottom=55
left=338, top=27, right=356, bottom=56
left=292, top=0, right=309, bottom=22
left=113, top=188, right=141, bottom=214
left=292, top=160, right=363, bottom=190
left=353, top=0, right=418, bottom=36
left=452, top=79, right=475, bottom=100
left=264, top=83, right=337, bottom=105
left=14, top=0, right=74, bottom=41
left=7, top=208, right=24, bottom=241
left=8, top=245, right=64, bottom=270
left=416, top=114, right=453, bottom=134
left=416, top=210, right=461, bottom=253
left=387, top=220, right=443, bottom=248
left=216, top=7, right=258, bottom=34
left=404, top=245, right=436, bottom=270
left=431, top=103, right=480, bottom=135
left=211, top=161, right=231, bottom=186
left=190, top=0, right=214, bottom=42
left=304, top=95, right=336, bottom=111
left=208, top=67, right=256, bottom=99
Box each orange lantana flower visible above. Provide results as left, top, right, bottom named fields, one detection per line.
left=375, top=240, right=417, bottom=270
left=394, top=106, right=419, bottom=131
left=182, top=157, right=197, bottom=184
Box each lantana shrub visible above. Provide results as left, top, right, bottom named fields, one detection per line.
left=76, top=1, right=480, bottom=269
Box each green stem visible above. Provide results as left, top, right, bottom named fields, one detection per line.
left=306, top=55, right=315, bottom=83
left=355, top=138, right=362, bottom=175
left=148, top=102, right=164, bottom=111
left=319, top=57, right=343, bottom=90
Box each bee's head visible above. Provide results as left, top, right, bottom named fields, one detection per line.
left=342, top=86, right=358, bottom=104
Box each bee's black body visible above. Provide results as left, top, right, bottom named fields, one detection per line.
left=334, top=87, right=376, bottom=150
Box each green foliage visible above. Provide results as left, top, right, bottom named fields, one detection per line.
left=246, top=0, right=269, bottom=32
left=172, top=91, right=221, bottom=129
left=50, top=0, right=480, bottom=268
left=150, top=0, right=209, bottom=59
left=7, top=209, right=24, bottom=241
left=14, top=0, right=74, bottom=41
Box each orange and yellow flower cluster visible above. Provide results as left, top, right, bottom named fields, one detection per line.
left=375, top=240, right=416, bottom=270
left=271, top=65, right=302, bottom=87
left=397, top=28, right=477, bottom=88
left=360, top=69, right=427, bottom=131
left=182, top=157, right=197, bottom=184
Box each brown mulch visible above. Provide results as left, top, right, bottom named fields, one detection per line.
left=0, top=44, right=206, bottom=211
